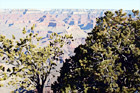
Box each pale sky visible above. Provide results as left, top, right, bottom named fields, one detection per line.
left=0, top=0, right=140, bottom=10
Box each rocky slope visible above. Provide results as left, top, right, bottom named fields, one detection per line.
left=0, top=9, right=133, bottom=55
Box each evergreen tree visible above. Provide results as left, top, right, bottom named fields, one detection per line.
left=52, top=9, right=140, bottom=92
left=0, top=25, right=72, bottom=93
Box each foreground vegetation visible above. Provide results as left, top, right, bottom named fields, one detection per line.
left=0, top=25, right=72, bottom=93
left=52, top=9, right=140, bottom=92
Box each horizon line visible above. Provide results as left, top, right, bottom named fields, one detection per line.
left=0, top=8, right=137, bottom=11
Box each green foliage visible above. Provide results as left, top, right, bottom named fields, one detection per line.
left=52, top=9, right=140, bottom=92
left=0, top=25, right=73, bottom=93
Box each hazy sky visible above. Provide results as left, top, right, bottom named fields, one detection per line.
left=0, top=0, right=140, bottom=10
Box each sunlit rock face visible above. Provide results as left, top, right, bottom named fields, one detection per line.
left=0, top=9, right=132, bottom=58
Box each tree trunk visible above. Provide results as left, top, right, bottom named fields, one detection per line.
left=36, top=85, right=44, bottom=93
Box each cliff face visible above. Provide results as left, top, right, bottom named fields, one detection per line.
left=0, top=9, right=132, bottom=58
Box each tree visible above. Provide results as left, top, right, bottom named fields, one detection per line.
left=52, top=9, right=140, bottom=92
left=0, top=25, right=73, bottom=93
